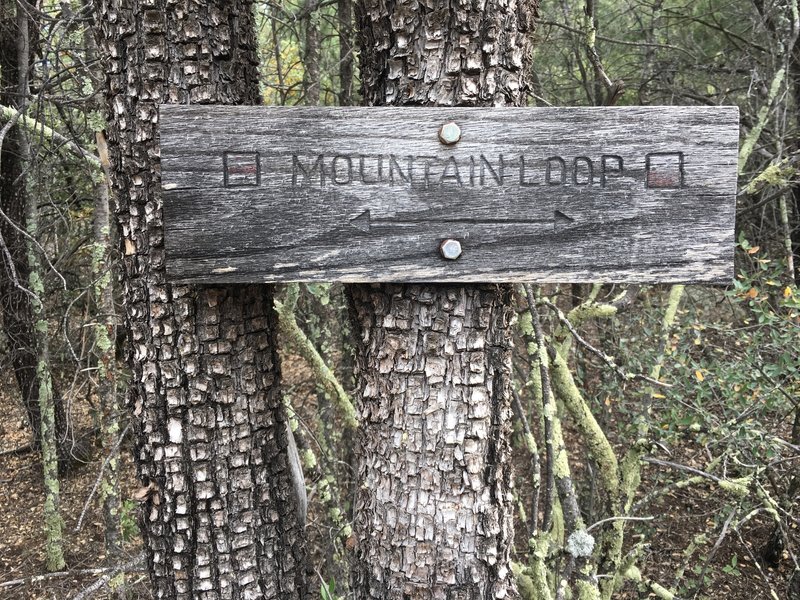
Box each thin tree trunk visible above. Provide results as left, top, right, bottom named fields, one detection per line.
left=83, top=4, right=124, bottom=568
left=303, top=0, right=321, bottom=105
left=791, top=186, right=800, bottom=285
left=790, top=36, right=800, bottom=285
left=93, top=130, right=123, bottom=564
left=91, top=2, right=307, bottom=597
left=25, top=126, right=66, bottom=574
left=778, top=194, right=796, bottom=282
left=14, top=0, right=66, bottom=572
left=350, top=3, right=537, bottom=596
left=0, top=0, right=69, bottom=467
left=338, top=0, right=354, bottom=105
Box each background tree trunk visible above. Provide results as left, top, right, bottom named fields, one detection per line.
left=338, top=0, right=354, bottom=105
left=93, top=130, right=123, bottom=566
left=81, top=2, right=125, bottom=567
left=14, top=0, right=65, bottom=572
left=0, top=0, right=69, bottom=466
left=91, top=1, right=307, bottom=597
left=302, top=0, right=321, bottom=105
left=350, top=1, right=538, bottom=597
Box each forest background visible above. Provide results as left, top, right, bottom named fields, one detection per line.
left=0, top=0, right=798, bottom=598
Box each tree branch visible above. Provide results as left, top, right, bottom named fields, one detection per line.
left=0, top=104, right=100, bottom=167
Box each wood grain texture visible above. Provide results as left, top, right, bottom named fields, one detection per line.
left=159, top=105, right=739, bottom=284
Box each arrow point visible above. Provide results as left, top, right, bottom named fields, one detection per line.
left=350, top=210, right=371, bottom=232
left=553, top=210, right=575, bottom=230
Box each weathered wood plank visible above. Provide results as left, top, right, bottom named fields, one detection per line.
left=159, top=105, right=739, bottom=283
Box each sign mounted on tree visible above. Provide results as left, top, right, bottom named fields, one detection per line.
left=159, top=105, right=738, bottom=284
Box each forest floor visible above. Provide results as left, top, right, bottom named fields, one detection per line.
left=0, top=371, right=148, bottom=600
left=0, top=364, right=796, bottom=599
left=613, top=443, right=793, bottom=599
left=545, top=375, right=799, bottom=600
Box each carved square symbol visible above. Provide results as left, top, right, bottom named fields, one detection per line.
left=223, top=152, right=260, bottom=187
left=645, top=152, right=684, bottom=189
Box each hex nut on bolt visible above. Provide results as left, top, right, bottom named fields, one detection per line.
left=438, top=122, right=461, bottom=145
left=440, top=239, right=462, bottom=260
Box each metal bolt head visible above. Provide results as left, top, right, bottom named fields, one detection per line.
left=438, top=122, right=461, bottom=145
left=439, top=239, right=462, bottom=260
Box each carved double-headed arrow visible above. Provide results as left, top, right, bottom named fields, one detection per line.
left=349, top=209, right=576, bottom=233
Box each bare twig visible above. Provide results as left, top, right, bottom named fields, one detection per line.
left=69, top=554, right=145, bottom=600
left=0, top=443, right=34, bottom=457
left=642, top=457, right=727, bottom=484
left=0, top=104, right=100, bottom=166
left=539, top=19, right=698, bottom=60
left=74, top=422, right=131, bottom=532
left=586, top=515, right=654, bottom=533
left=693, top=507, right=737, bottom=599
left=0, top=568, right=107, bottom=589
left=0, top=199, right=67, bottom=291
left=734, top=529, right=781, bottom=600
left=511, top=387, right=541, bottom=536
left=541, top=298, right=672, bottom=388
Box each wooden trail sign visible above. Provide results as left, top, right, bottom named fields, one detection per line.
left=159, top=105, right=739, bottom=284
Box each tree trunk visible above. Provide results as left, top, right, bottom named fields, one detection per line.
left=81, top=3, right=125, bottom=567
left=350, top=285, right=519, bottom=598
left=357, top=0, right=536, bottom=107
left=91, top=2, right=307, bottom=597
left=789, top=36, right=800, bottom=285
left=12, top=0, right=66, bottom=572
left=0, top=0, right=69, bottom=467
left=93, top=131, right=124, bottom=565
left=350, top=7, right=536, bottom=597
left=302, top=0, right=321, bottom=105
left=338, top=0, right=354, bottom=105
